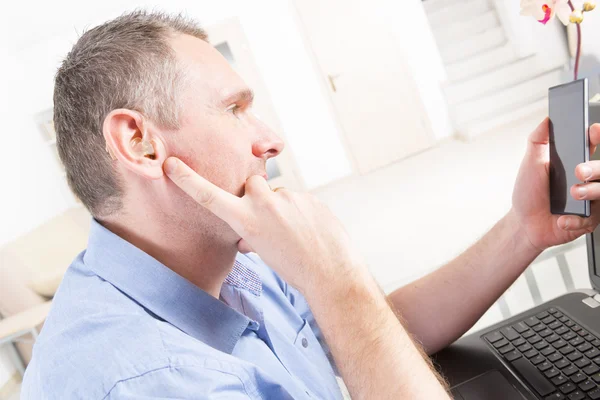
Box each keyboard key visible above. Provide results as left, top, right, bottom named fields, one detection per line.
left=549, top=307, right=559, bottom=314
left=572, top=373, right=587, bottom=384
left=570, top=337, right=585, bottom=347
left=519, top=343, right=533, bottom=352
left=560, top=382, right=577, bottom=394
left=563, top=365, right=579, bottom=376
left=548, top=334, right=561, bottom=343
left=540, top=329, right=554, bottom=338
left=560, top=317, right=570, bottom=323
left=578, top=329, right=589, bottom=337
left=545, top=393, right=566, bottom=399
left=578, top=379, right=596, bottom=391
left=568, top=352, right=583, bottom=362
left=499, top=344, right=515, bottom=354
left=589, top=388, right=600, bottom=399
left=524, top=330, right=536, bottom=339
left=525, top=349, right=540, bottom=358
left=568, top=390, right=586, bottom=400
left=553, top=375, right=568, bottom=385
left=511, top=357, right=555, bottom=397
left=539, top=361, right=553, bottom=372
left=543, top=316, right=557, bottom=325
left=560, top=345, right=576, bottom=355
left=556, top=327, right=570, bottom=336
left=575, top=358, right=592, bottom=369
left=585, top=364, right=600, bottom=375
left=563, top=332, right=577, bottom=341
left=537, top=311, right=550, bottom=319
left=493, top=338, right=509, bottom=348
left=591, top=339, right=600, bottom=347
left=555, top=359, right=571, bottom=369
left=545, top=368, right=560, bottom=379
left=484, top=330, right=503, bottom=343
left=529, top=335, right=543, bottom=345
left=586, top=348, right=600, bottom=359
left=535, top=324, right=548, bottom=332
left=592, top=372, right=600, bottom=383
left=593, top=356, right=600, bottom=365
left=513, top=322, right=530, bottom=333
left=505, top=350, right=522, bottom=362
left=572, top=325, right=583, bottom=333
left=565, top=320, right=575, bottom=327
left=542, top=347, right=557, bottom=357
left=531, top=355, right=546, bottom=365
left=526, top=317, right=542, bottom=327
left=536, top=341, right=550, bottom=351
left=555, top=340, right=568, bottom=349
left=512, top=337, right=526, bottom=347
left=576, top=342, right=592, bottom=353
left=549, top=353, right=564, bottom=362
left=549, top=321, right=563, bottom=330
left=501, top=326, right=520, bottom=341
left=555, top=312, right=564, bottom=318
left=585, top=334, right=596, bottom=342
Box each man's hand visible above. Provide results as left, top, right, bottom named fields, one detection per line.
left=163, top=157, right=360, bottom=295
left=163, top=157, right=450, bottom=400
left=512, top=119, right=600, bottom=250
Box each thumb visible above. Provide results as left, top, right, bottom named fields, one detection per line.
left=528, top=117, right=550, bottom=147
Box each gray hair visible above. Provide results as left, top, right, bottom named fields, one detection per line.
left=53, top=10, right=208, bottom=217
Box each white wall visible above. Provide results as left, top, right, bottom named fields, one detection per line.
left=382, top=0, right=454, bottom=140
left=581, top=10, right=600, bottom=62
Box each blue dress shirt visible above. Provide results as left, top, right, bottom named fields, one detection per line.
left=21, top=220, right=343, bottom=399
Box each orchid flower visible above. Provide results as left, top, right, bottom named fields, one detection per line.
left=520, top=0, right=583, bottom=25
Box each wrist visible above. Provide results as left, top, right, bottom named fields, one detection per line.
left=504, top=208, right=544, bottom=259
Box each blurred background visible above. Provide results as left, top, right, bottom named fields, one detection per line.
left=1, top=0, right=600, bottom=397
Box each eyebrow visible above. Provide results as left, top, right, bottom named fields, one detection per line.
left=221, top=88, right=255, bottom=107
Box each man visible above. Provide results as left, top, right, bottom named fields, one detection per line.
left=21, top=10, right=600, bottom=399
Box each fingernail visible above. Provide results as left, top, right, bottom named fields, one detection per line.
left=580, top=164, right=592, bottom=179
left=164, top=158, right=177, bottom=175
left=578, top=186, right=588, bottom=199
left=562, top=219, right=570, bottom=230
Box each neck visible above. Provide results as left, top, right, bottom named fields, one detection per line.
left=99, top=199, right=238, bottom=298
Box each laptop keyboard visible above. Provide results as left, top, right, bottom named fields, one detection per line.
left=485, top=307, right=600, bottom=400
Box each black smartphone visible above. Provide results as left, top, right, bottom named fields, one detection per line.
left=549, top=78, right=590, bottom=217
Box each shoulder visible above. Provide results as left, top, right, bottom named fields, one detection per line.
left=21, top=259, right=255, bottom=399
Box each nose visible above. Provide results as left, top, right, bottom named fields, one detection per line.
left=252, top=127, right=285, bottom=160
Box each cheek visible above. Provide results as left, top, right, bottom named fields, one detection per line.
left=171, top=130, right=249, bottom=196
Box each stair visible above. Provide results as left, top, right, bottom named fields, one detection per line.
left=433, top=10, right=500, bottom=48
left=440, top=27, right=506, bottom=65
left=445, top=43, right=518, bottom=82
left=453, top=69, right=562, bottom=127
left=422, top=0, right=566, bottom=139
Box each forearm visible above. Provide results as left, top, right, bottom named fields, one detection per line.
left=388, top=209, right=542, bottom=355
left=304, top=266, right=450, bottom=400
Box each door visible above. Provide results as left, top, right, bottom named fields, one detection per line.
left=208, top=18, right=304, bottom=191
left=293, top=0, right=435, bottom=174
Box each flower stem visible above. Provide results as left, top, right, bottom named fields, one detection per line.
left=568, top=0, right=583, bottom=80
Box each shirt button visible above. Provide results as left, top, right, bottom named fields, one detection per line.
left=302, top=337, right=309, bottom=348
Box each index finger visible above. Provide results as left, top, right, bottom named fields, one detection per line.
left=590, top=123, right=600, bottom=155
left=163, top=157, right=244, bottom=226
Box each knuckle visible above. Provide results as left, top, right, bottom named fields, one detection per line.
left=194, top=188, right=214, bottom=206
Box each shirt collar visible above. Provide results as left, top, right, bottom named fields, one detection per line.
left=83, top=219, right=255, bottom=354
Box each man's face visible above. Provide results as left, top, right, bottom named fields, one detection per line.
left=165, top=34, right=284, bottom=199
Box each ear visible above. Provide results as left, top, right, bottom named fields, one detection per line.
left=103, top=109, right=166, bottom=180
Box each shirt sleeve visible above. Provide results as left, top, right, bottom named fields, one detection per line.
left=106, top=366, right=257, bottom=399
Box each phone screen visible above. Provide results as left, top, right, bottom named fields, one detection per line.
left=549, top=78, right=589, bottom=216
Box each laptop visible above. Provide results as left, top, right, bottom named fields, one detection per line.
left=434, top=104, right=600, bottom=400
